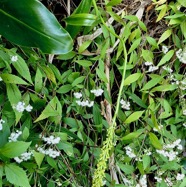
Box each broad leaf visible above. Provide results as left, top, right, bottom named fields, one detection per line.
left=34, top=96, right=62, bottom=122
left=0, top=141, right=31, bottom=158
left=1, top=73, right=29, bottom=85
left=5, top=164, right=30, bottom=187
left=149, top=132, right=162, bottom=149
left=65, top=14, right=97, bottom=26
left=124, top=111, right=144, bottom=124
left=0, top=0, right=73, bottom=54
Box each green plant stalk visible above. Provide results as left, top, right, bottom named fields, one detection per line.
left=92, top=1, right=128, bottom=186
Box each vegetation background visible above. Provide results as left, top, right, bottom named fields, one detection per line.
left=0, top=0, right=186, bottom=186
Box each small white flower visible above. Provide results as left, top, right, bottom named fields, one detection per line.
left=176, top=173, right=185, bottom=180
left=165, top=177, right=173, bottom=186
left=73, top=92, right=82, bottom=99
left=8, top=130, right=22, bottom=142
left=14, top=157, right=23, bottom=163
left=120, top=99, right=130, bottom=110
left=148, top=65, right=158, bottom=72
left=162, top=66, right=173, bottom=73
left=177, top=144, right=183, bottom=150
left=0, top=77, right=2, bottom=81
left=155, top=176, right=162, bottom=183
left=25, top=104, right=33, bottom=112
left=0, top=119, right=5, bottom=131
left=162, top=46, right=169, bottom=54
left=13, top=101, right=25, bottom=112
left=176, top=48, right=186, bottom=64
left=11, top=55, right=18, bottom=62
left=183, top=109, right=186, bottom=116
left=125, top=146, right=136, bottom=158
left=76, top=100, right=94, bottom=107
left=144, top=61, right=153, bottom=66
left=90, top=88, right=104, bottom=97
left=183, top=123, right=186, bottom=127
left=42, top=135, right=60, bottom=145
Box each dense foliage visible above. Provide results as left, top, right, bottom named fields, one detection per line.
left=0, top=0, right=186, bottom=187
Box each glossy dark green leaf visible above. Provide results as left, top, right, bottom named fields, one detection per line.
left=0, top=0, right=73, bottom=54
left=66, top=0, right=92, bottom=38
left=65, top=14, right=97, bottom=26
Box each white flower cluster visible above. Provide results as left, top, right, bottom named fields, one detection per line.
left=76, top=100, right=94, bottom=107
left=144, top=61, right=158, bottom=72
left=90, top=88, right=104, bottom=97
left=125, top=146, right=136, bottom=158
left=162, top=66, right=173, bottom=73
left=136, top=175, right=147, bottom=187
left=144, top=149, right=152, bottom=156
left=120, top=99, right=130, bottom=110
left=0, top=119, right=5, bottom=131
left=14, top=152, right=33, bottom=163
left=37, top=147, right=60, bottom=158
left=74, top=91, right=94, bottom=107
left=11, top=55, right=18, bottom=62
left=162, top=46, right=169, bottom=54
left=154, top=176, right=162, bottom=183
left=183, top=109, right=186, bottom=116
left=73, top=92, right=82, bottom=99
left=176, top=173, right=185, bottom=180
left=41, top=135, right=60, bottom=145
left=176, top=48, right=186, bottom=64
left=165, top=177, right=173, bottom=186
left=13, top=101, right=33, bottom=113
left=8, top=130, right=22, bottom=142
left=156, top=139, right=183, bottom=161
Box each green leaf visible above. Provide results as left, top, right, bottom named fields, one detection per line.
left=158, top=29, right=172, bottom=44
left=75, top=60, right=93, bottom=67
left=72, top=76, right=85, bottom=87
left=65, top=14, right=97, bottom=26
left=146, top=36, right=158, bottom=48
left=1, top=73, right=29, bottom=85
left=141, top=76, right=163, bottom=91
left=57, top=84, right=72, bottom=94
left=157, top=50, right=174, bottom=66
left=6, top=83, right=22, bottom=123
left=0, top=141, right=31, bottom=158
left=66, top=0, right=92, bottom=38
left=96, top=68, right=108, bottom=83
left=5, top=164, right=30, bottom=187
left=93, top=104, right=102, bottom=132
left=117, top=163, right=134, bottom=175
left=149, top=132, right=162, bottom=149
left=143, top=155, right=151, bottom=170
left=127, top=93, right=147, bottom=108
left=34, top=96, right=61, bottom=122
left=35, top=67, right=43, bottom=93
left=151, top=84, right=177, bottom=92
left=0, top=0, right=73, bottom=54
left=124, top=73, right=141, bottom=86
left=107, top=0, right=122, bottom=6
left=156, top=4, right=167, bottom=22
left=178, top=0, right=186, bottom=7
left=122, top=129, right=144, bottom=141
left=180, top=20, right=186, bottom=39
left=124, top=111, right=144, bottom=123
left=10, top=52, right=33, bottom=84
left=78, top=40, right=92, bottom=54
left=57, top=142, right=74, bottom=157
left=33, top=151, right=44, bottom=168
left=41, top=65, right=56, bottom=85
left=128, top=37, right=141, bottom=54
